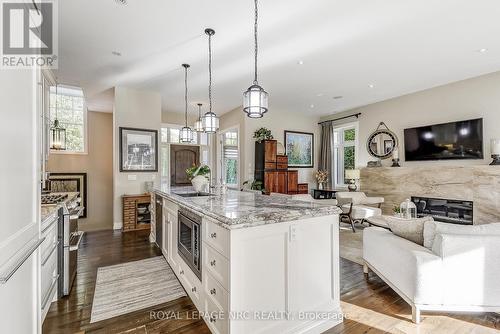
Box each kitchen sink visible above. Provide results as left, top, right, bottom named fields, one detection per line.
left=174, top=192, right=215, bottom=197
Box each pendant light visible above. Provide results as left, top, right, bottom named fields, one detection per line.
left=202, top=28, right=220, bottom=133
left=50, top=84, right=67, bottom=150
left=180, top=64, right=194, bottom=143
left=243, top=0, right=268, bottom=118
left=193, top=103, right=204, bottom=132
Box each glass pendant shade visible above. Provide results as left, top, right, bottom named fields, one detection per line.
left=194, top=103, right=204, bottom=132
left=180, top=126, right=194, bottom=143
left=194, top=119, right=204, bottom=132
left=201, top=111, right=219, bottom=134
left=243, top=84, right=268, bottom=118
left=50, top=119, right=66, bottom=150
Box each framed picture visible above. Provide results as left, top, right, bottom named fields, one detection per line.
left=384, top=139, right=394, bottom=155
left=49, top=173, right=88, bottom=218
left=119, top=127, right=158, bottom=172
left=284, top=130, right=314, bottom=168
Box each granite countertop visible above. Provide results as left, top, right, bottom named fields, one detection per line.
left=41, top=192, right=79, bottom=223
left=154, top=185, right=341, bottom=230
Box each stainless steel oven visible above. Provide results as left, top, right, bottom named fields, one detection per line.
left=178, top=209, right=202, bottom=280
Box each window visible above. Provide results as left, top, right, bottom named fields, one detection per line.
left=221, top=130, right=239, bottom=188
left=333, top=123, right=358, bottom=187
left=49, top=85, right=86, bottom=153
left=159, top=124, right=211, bottom=186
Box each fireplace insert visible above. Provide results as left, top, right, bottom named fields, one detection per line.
left=411, top=196, right=473, bottom=225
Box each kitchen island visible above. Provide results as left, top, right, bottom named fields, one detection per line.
left=152, top=185, right=343, bottom=334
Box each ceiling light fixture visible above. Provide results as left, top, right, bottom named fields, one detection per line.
left=194, top=103, right=204, bottom=132
left=310, top=104, right=315, bottom=108
left=368, top=84, right=375, bottom=88
left=316, top=93, right=324, bottom=97
left=243, top=0, right=268, bottom=119
left=50, top=83, right=66, bottom=150
left=180, top=64, right=194, bottom=143
left=478, top=48, right=488, bottom=53
left=202, top=28, right=220, bottom=133
left=297, top=60, right=304, bottom=65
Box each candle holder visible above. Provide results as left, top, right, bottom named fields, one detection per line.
left=391, top=158, right=401, bottom=167
left=490, top=154, right=500, bottom=165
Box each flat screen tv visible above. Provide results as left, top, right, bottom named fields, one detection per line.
left=404, top=118, right=483, bottom=161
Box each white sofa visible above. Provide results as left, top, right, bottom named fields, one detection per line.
left=363, top=223, right=500, bottom=323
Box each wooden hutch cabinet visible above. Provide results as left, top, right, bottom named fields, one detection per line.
left=255, top=140, right=308, bottom=195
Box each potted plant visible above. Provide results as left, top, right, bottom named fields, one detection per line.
left=253, top=127, right=273, bottom=143
left=314, top=170, right=328, bottom=190
left=393, top=205, right=401, bottom=217
left=186, top=164, right=211, bottom=192
left=241, top=179, right=264, bottom=193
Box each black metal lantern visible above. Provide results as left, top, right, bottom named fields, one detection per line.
left=202, top=28, right=220, bottom=134
left=180, top=64, right=194, bottom=143
left=243, top=0, right=268, bottom=118
left=50, top=84, right=66, bottom=150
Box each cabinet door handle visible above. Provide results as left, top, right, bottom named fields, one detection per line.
left=210, top=288, right=216, bottom=295
left=191, top=287, right=197, bottom=293
left=210, top=260, right=216, bottom=267
left=210, top=232, right=217, bottom=239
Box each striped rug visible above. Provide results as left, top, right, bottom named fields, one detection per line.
left=90, top=256, right=186, bottom=323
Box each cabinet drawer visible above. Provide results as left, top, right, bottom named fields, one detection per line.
left=204, top=291, right=228, bottom=334
left=276, top=155, right=288, bottom=163
left=204, top=270, right=229, bottom=311
left=277, top=163, right=288, bottom=170
left=204, top=244, right=229, bottom=290
left=41, top=247, right=57, bottom=301
left=264, top=162, right=276, bottom=170
left=204, top=220, right=229, bottom=258
left=41, top=221, right=57, bottom=259
left=164, top=198, right=179, bottom=213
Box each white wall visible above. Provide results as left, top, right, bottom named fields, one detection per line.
left=320, top=71, right=500, bottom=167
left=113, top=87, right=162, bottom=229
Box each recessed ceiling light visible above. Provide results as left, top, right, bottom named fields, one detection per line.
left=477, top=48, right=488, bottom=53
left=111, top=51, right=122, bottom=56
left=316, top=93, right=324, bottom=97
left=297, top=60, right=304, bottom=65
left=333, top=95, right=343, bottom=99
left=309, top=104, right=315, bottom=108
left=368, top=84, right=375, bottom=88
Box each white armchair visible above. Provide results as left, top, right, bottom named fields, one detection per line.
left=336, top=192, right=384, bottom=232
left=363, top=223, right=500, bottom=323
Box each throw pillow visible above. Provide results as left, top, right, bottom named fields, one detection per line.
left=386, top=216, right=434, bottom=245
left=423, top=221, right=500, bottom=250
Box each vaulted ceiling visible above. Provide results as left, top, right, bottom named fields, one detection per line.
left=56, top=0, right=500, bottom=116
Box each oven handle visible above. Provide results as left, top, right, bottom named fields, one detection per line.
left=69, top=231, right=84, bottom=251
left=69, top=206, right=84, bottom=220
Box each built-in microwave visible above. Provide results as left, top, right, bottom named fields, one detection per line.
left=177, top=209, right=202, bottom=280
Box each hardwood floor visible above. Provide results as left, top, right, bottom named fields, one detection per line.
left=43, top=230, right=500, bottom=334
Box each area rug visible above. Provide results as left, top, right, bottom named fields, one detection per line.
left=90, top=256, right=186, bottom=323
left=339, top=226, right=364, bottom=265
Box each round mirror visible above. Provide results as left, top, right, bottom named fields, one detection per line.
left=367, top=123, right=398, bottom=159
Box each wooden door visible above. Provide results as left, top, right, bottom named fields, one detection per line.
left=264, top=140, right=277, bottom=163
left=170, top=145, right=200, bottom=186
left=287, top=170, right=298, bottom=194
left=277, top=171, right=288, bottom=194
left=264, top=171, right=278, bottom=194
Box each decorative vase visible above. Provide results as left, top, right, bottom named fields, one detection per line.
left=191, top=175, right=209, bottom=193
left=318, top=182, right=324, bottom=190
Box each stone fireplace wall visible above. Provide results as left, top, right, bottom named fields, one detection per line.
left=360, top=165, right=500, bottom=224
